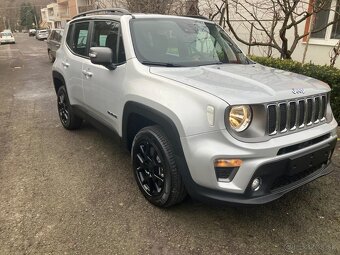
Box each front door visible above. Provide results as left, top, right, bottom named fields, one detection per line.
left=82, top=20, right=127, bottom=131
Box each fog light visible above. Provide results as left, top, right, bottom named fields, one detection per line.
left=251, top=178, right=262, bottom=191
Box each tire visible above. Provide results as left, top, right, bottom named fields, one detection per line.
left=48, top=50, right=55, bottom=63
left=57, top=86, right=82, bottom=130
left=132, top=126, right=187, bottom=207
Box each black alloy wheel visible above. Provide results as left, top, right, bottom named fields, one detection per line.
left=58, top=89, right=69, bottom=127
left=132, top=126, right=186, bottom=207
left=134, top=139, right=166, bottom=197
left=57, top=86, right=82, bottom=130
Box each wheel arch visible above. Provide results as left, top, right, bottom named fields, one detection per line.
left=122, top=101, right=193, bottom=189
left=52, top=71, right=65, bottom=94
left=122, top=101, right=183, bottom=154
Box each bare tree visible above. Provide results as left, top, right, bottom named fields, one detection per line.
left=124, top=0, right=177, bottom=14
left=209, top=0, right=340, bottom=59
left=330, top=40, right=340, bottom=66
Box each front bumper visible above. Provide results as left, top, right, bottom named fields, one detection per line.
left=184, top=163, right=336, bottom=205
left=179, top=119, right=338, bottom=204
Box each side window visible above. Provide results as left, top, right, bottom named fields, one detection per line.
left=49, top=30, right=55, bottom=41
left=91, top=20, right=126, bottom=64
left=55, top=30, right=62, bottom=42
left=66, top=24, right=73, bottom=47
left=72, top=22, right=89, bottom=57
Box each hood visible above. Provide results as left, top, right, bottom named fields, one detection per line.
left=150, top=64, right=330, bottom=105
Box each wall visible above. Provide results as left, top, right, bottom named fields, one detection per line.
left=198, top=0, right=340, bottom=68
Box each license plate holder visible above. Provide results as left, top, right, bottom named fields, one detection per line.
left=288, top=145, right=330, bottom=176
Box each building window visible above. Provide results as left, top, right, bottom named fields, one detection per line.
left=331, top=1, right=340, bottom=38
left=310, top=0, right=340, bottom=40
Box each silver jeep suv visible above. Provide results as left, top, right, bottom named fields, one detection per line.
left=52, top=9, right=338, bottom=207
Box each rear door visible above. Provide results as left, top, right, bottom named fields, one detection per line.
left=82, top=19, right=127, bottom=130
left=62, top=21, right=90, bottom=106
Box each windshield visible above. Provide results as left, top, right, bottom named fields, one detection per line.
left=130, top=18, right=249, bottom=67
left=1, top=32, right=12, bottom=36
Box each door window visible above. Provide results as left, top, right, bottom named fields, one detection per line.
left=91, top=20, right=126, bottom=64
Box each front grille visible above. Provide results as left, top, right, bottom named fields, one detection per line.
left=267, top=94, right=327, bottom=135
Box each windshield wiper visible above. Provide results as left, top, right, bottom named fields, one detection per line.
left=197, top=61, right=224, bottom=66
left=141, top=61, right=184, bottom=67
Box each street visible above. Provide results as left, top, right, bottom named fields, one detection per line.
left=0, top=33, right=339, bottom=255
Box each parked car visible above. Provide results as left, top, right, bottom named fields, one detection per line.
left=0, top=31, right=15, bottom=44
left=36, top=29, right=49, bottom=40
left=47, top=29, right=63, bottom=62
left=29, top=29, right=36, bottom=36
left=52, top=9, right=338, bottom=207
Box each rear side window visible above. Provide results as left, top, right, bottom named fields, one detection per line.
left=66, top=24, right=73, bottom=46
left=71, top=22, right=89, bottom=57
left=49, top=30, right=55, bottom=40
left=55, top=30, right=62, bottom=42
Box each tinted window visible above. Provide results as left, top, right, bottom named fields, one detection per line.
left=55, top=30, right=62, bottom=42
left=49, top=30, right=55, bottom=40
left=312, top=0, right=331, bottom=38
left=66, top=24, right=73, bottom=46
left=91, top=20, right=125, bottom=64
left=72, top=22, right=89, bottom=57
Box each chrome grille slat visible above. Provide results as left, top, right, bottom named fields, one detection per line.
left=267, top=94, right=327, bottom=136
left=303, top=98, right=308, bottom=126
left=276, top=103, right=281, bottom=132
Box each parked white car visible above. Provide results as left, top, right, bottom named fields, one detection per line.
left=0, top=31, right=15, bottom=44
left=36, top=29, right=49, bottom=40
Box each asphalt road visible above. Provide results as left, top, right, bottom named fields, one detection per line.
left=0, top=33, right=339, bottom=255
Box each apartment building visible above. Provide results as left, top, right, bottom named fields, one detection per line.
left=40, top=0, right=124, bottom=29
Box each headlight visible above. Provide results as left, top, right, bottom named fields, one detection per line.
left=228, top=105, right=252, bottom=132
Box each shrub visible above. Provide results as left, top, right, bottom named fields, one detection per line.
left=250, top=56, right=340, bottom=124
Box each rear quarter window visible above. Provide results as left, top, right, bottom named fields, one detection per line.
left=66, top=22, right=90, bottom=57
left=66, top=24, right=74, bottom=47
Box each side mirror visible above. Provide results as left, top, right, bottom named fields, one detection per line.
left=89, top=47, right=116, bottom=70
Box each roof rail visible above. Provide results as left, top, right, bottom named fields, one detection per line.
left=73, top=8, right=131, bottom=19
left=182, top=15, right=210, bottom=20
